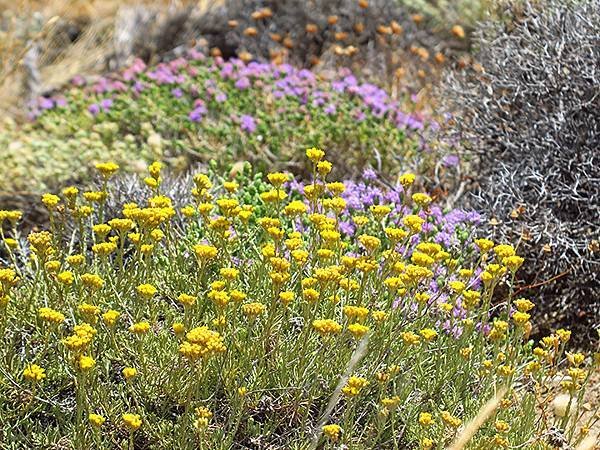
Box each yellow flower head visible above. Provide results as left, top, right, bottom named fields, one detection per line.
left=122, top=413, right=142, bottom=431
left=23, top=364, right=46, bottom=382
left=312, top=319, right=342, bottom=336
left=348, top=323, right=369, bottom=339
left=123, top=367, right=137, bottom=380
left=399, top=173, right=416, bottom=187
left=322, top=424, right=342, bottom=441
left=96, top=162, right=120, bottom=179
left=136, top=284, right=157, bottom=299
left=38, top=307, right=65, bottom=325
left=129, top=322, right=151, bottom=335
left=267, top=172, right=289, bottom=187
left=242, top=302, right=267, bottom=318
left=419, top=412, right=433, bottom=427
left=342, top=376, right=369, bottom=396
left=78, top=355, right=96, bottom=372
left=89, top=413, right=105, bottom=428
left=306, top=147, right=325, bottom=163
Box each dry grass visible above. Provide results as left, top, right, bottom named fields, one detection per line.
left=0, top=0, right=219, bottom=119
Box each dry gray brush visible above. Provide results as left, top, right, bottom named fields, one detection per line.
left=445, top=0, right=600, bottom=342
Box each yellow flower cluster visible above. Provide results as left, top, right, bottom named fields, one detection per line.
left=179, top=326, right=226, bottom=361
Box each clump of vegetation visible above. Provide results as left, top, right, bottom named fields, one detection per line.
left=2, top=51, right=439, bottom=198
left=0, top=150, right=597, bottom=448
left=444, top=0, right=600, bottom=342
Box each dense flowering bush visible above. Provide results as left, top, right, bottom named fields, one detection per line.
left=0, top=149, right=597, bottom=448
left=0, top=49, right=442, bottom=199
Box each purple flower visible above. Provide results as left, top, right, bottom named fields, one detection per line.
left=215, top=92, right=227, bottom=103
left=171, top=88, right=183, bottom=98
left=88, top=104, right=100, bottom=115
left=443, top=154, right=460, bottom=167
left=324, top=103, right=337, bottom=115
left=240, top=115, right=257, bottom=133
left=362, top=168, right=377, bottom=181
left=39, top=98, right=54, bottom=110
left=100, top=99, right=113, bottom=111
left=235, top=77, right=251, bottom=90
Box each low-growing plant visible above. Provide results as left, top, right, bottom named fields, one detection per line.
left=2, top=50, right=439, bottom=198
left=0, top=149, right=597, bottom=448
left=443, top=0, right=600, bottom=342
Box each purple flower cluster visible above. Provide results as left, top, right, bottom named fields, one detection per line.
left=29, top=49, right=433, bottom=140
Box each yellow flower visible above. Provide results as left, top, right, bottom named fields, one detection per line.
left=348, top=323, right=369, bottom=339
left=95, top=162, right=120, bottom=179
left=122, top=413, right=142, bottom=431
left=42, top=193, right=61, bottom=209
left=302, top=288, right=319, bottom=303
left=178, top=293, right=196, bottom=307
left=421, top=438, right=434, bottom=450
left=193, top=244, right=218, bottom=260
left=370, top=204, right=392, bottom=218
left=279, top=291, right=294, bottom=306
left=179, top=326, right=226, bottom=361
left=474, top=238, right=494, bottom=253
left=81, top=273, right=105, bottom=291
left=342, top=376, right=369, bottom=396
left=419, top=328, right=438, bottom=342
left=412, top=193, right=432, bottom=207
left=242, top=302, right=267, bottom=318
left=173, top=322, right=186, bottom=335
left=306, top=147, right=325, bottom=163
left=381, top=396, right=401, bottom=410
left=556, top=328, right=571, bottom=343
left=66, top=254, right=85, bottom=267
left=343, top=305, right=370, bottom=321
left=220, top=267, right=239, bottom=280
left=514, top=298, right=535, bottom=312
left=493, top=244, right=515, bottom=258
left=89, top=413, right=105, bottom=428
left=93, top=224, right=111, bottom=237
left=371, top=310, right=387, bottom=323
left=223, top=181, right=238, bottom=192
left=136, top=284, right=157, bottom=299
left=358, top=234, right=381, bottom=252
left=92, top=242, right=117, bottom=257
left=441, top=411, right=462, bottom=428
left=460, top=346, right=473, bottom=359
left=512, top=311, right=531, bottom=326
left=78, top=355, right=96, bottom=372
left=261, top=190, right=287, bottom=203
left=502, top=255, right=524, bottom=272
left=284, top=200, right=308, bottom=216
left=322, top=424, right=342, bottom=441
left=83, top=191, right=107, bottom=203
left=401, top=331, right=420, bottom=345
left=399, top=173, right=416, bottom=187
left=23, top=364, right=46, bottom=382
left=385, top=227, right=408, bottom=241
left=495, top=420, right=510, bottom=433
left=56, top=271, right=74, bottom=285
left=312, top=319, right=342, bottom=336
left=267, top=172, right=289, bottom=187
left=38, top=307, right=65, bottom=324
left=419, top=412, right=433, bottom=427
left=123, top=367, right=137, bottom=380
left=403, top=215, right=425, bottom=233
left=327, top=182, right=345, bottom=195
left=229, top=290, right=247, bottom=303
left=129, top=322, right=151, bottom=335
